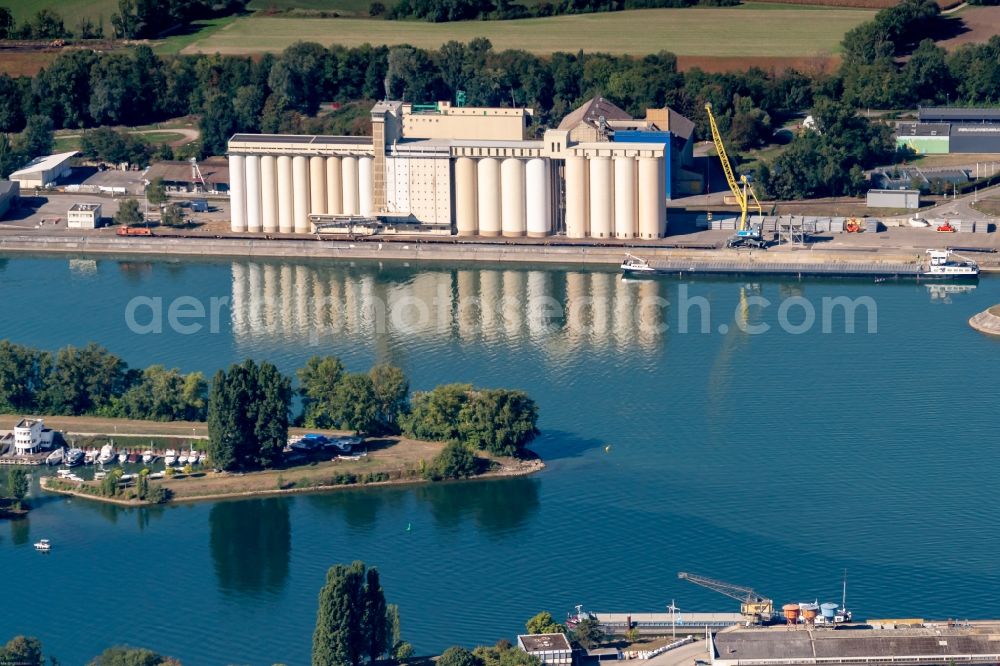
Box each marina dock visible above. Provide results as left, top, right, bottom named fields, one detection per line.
left=627, top=258, right=928, bottom=279
left=594, top=612, right=746, bottom=632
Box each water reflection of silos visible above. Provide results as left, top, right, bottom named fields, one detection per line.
left=247, top=263, right=263, bottom=336
left=525, top=270, right=552, bottom=340
left=636, top=279, right=663, bottom=349
left=456, top=270, right=478, bottom=341
left=311, top=269, right=328, bottom=338
left=612, top=275, right=636, bottom=349
left=260, top=264, right=277, bottom=336
left=589, top=272, right=613, bottom=342
left=501, top=270, right=526, bottom=337
left=280, top=265, right=294, bottom=336
left=326, top=276, right=342, bottom=334
left=564, top=272, right=589, bottom=349
left=232, top=263, right=248, bottom=340
left=357, top=275, right=377, bottom=336
left=295, top=265, right=310, bottom=341
left=478, top=270, right=502, bottom=340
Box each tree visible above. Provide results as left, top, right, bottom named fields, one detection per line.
left=146, top=177, right=168, bottom=206
left=88, top=646, right=176, bottom=665
left=363, top=568, right=389, bottom=662
left=0, top=7, right=14, bottom=39
left=7, top=467, right=28, bottom=509
left=438, top=647, right=479, bottom=666
left=570, top=618, right=604, bottom=650
left=525, top=611, right=566, bottom=635
left=114, top=198, right=144, bottom=226
left=330, top=373, right=380, bottom=435
left=369, top=1, right=386, bottom=15
left=457, top=389, right=539, bottom=457
left=0, top=341, right=50, bottom=413
left=401, top=383, right=472, bottom=442
left=207, top=359, right=291, bottom=471
left=0, top=133, right=23, bottom=180
left=313, top=561, right=384, bottom=666
left=20, top=8, right=66, bottom=39
left=425, top=441, right=478, bottom=480
left=160, top=203, right=185, bottom=227
left=298, top=355, right=345, bottom=428
left=369, top=364, right=409, bottom=432
left=199, top=92, right=237, bottom=157
left=0, top=74, right=25, bottom=133
left=0, top=636, right=44, bottom=666
left=117, top=365, right=206, bottom=421
left=38, top=343, right=130, bottom=415
left=17, top=115, right=54, bottom=160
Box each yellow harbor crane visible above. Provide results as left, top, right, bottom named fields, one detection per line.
left=678, top=571, right=774, bottom=624
left=704, top=103, right=766, bottom=249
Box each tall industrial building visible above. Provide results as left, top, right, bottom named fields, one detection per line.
left=228, top=98, right=697, bottom=240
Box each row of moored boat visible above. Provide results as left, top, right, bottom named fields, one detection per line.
left=48, top=445, right=206, bottom=468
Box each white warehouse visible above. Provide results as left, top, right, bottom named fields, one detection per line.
left=228, top=98, right=683, bottom=240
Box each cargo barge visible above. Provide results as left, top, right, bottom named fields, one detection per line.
left=621, top=250, right=980, bottom=281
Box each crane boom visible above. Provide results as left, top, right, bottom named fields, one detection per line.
left=704, top=103, right=763, bottom=243
left=678, top=571, right=773, bottom=623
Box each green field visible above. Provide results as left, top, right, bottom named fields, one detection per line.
left=247, top=0, right=375, bottom=13
left=4, top=0, right=118, bottom=28
left=182, top=6, right=873, bottom=56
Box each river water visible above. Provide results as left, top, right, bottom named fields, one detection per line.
left=1, top=254, right=998, bottom=666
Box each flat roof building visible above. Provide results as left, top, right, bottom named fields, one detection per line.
left=867, top=188, right=920, bottom=209
left=9, top=151, right=77, bottom=189
left=518, top=634, right=573, bottom=666
left=898, top=108, right=1000, bottom=154
left=67, top=202, right=103, bottom=229
left=145, top=158, right=230, bottom=194
left=13, top=418, right=54, bottom=455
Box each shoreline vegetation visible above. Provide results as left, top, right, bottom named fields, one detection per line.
left=0, top=341, right=543, bottom=508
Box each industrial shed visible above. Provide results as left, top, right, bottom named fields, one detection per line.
left=9, top=151, right=77, bottom=188
left=0, top=180, right=18, bottom=219
left=867, top=189, right=920, bottom=209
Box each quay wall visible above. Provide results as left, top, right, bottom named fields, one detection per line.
left=0, top=234, right=952, bottom=269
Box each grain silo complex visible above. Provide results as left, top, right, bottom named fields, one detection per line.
left=228, top=98, right=699, bottom=240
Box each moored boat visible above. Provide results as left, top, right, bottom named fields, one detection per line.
left=98, top=444, right=115, bottom=465
left=118, top=451, right=129, bottom=465
left=920, top=249, right=979, bottom=280
left=178, top=452, right=189, bottom=465
left=45, top=448, right=64, bottom=466
left=34, top=539, right=51, bottom=552
left=65, top=448, right=84, bottom=467
left=164, top=449, right=177, bottom=465
left=142, top=450, right=153, bottom=464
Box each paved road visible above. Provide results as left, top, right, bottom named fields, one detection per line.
left=644, top=639, right=713, bottom=666
left=57, top=127, right=200, bottom=148
left=922, top=182, right=1000, bottom=221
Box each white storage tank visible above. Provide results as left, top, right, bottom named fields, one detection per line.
left=589, top=156, right=613, bottom=239
left=245, top=155, right=262, bottom=233
left=292, top=155, right=310, bottom=233
left=277, top=155, right=293, bottom=233
left=310, top=156, right=326, bottom=215
left=229, top=154, right=246, bottom=232
left=326, top=156, right=343, bottom=215
left=501, top=158, right=526, bottom=237
left=455, top=157, right=478, bottom=236
left=614, top=156, right=637, bottom=239
left=260, top=155, right=278, bottom=233
left=359, top=156, right=374, bottom=217
left=565, top=155, right=588, bottom=239
left=342, top=156, right=359, bottom=216
left=477, top=158, right=501, bottom=237
left=525, top=158, right=550, bottom=237
left=638, top=156, right=663, bottom=239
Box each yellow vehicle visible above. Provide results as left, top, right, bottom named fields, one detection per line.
left=705, top=103, right=765, bottom=249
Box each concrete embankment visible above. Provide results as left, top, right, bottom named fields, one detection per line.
left=969, top=306, right=1000, bottom=335
left=0, top=233, right=935, bottom=268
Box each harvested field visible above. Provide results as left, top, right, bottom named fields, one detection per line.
left=182, top=7, right=873, bottom=56
left=935, top=6, right=1000, bottom=51
left=0, top=49, right=59, bottom=76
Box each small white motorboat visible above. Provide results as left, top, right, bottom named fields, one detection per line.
left=98, top=444, right=115, bottom=466
left=65, top=448, right=84, bottom=467
left=118, top=451, right=129, bottom=465
left=84, top=448, right=98, bottom=464
left=34, top=539, right=51, bottom=552
left=164, top=449, right=177, bottom=465
left=178, top=452, right=189, bottom=465
left=142, top=450, right=153, bottom=464
left=908, top=215, right=930, bottom=228
left=45, top=448, right=64, bottom=466
left=186, top=450, right=198, bottom=464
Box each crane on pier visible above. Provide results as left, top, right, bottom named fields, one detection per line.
left=704, top=103, right=765, bottom=249
left=678, top=571, right=773, bottom=624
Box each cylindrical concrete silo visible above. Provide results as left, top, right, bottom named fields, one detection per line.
left=326, top=156, right=343, bottom=215
left=229, top=154, right=246, bottom=232
left=638, top=156, right=663, bottom=239
left=614, top=156, right=637, bottom=239
left=359, top=156, right=374, bottom=217
left=564, top=154, right=588, bottom=239
left=260, top=155, right=278, bottom=233
left=342, top=156, right=359, bottom=216
left=245, top=155, right=262, bottom=233
left=276, top=155, right=293, bottom=233
left=292, top=155, right=310, bottom=233
left=500, top=158, right=526, bottom=237
left=455, top=157, right=478, bottom=236
left=309, top=156, right=326, bottom=215
left=525, top=158, right=550, bottom=237
left=476, top=157, right=501, bottom=237
left=588, top=156, right=613, bottom=239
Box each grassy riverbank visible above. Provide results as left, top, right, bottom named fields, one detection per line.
left=34, top=425, right=544, bottom=505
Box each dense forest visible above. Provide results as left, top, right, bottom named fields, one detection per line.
left=0, top=0, right=997, bottom=198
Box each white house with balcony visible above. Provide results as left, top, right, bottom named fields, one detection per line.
left=13, top=418, right=54, bottom=454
